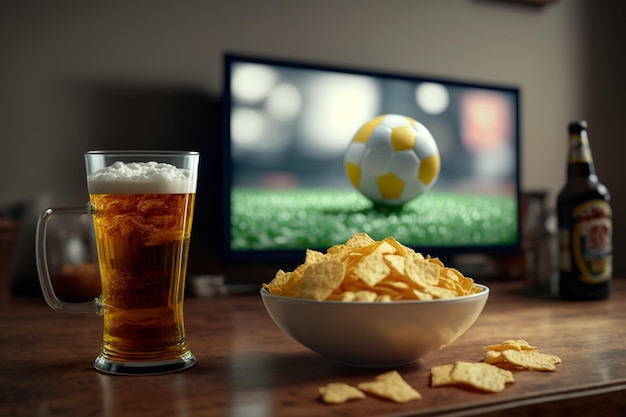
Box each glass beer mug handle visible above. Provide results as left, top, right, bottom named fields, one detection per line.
left=35, top=205, right=100, bottom=313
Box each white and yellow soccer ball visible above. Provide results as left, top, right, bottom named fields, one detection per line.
left=344, top=114, right=440, bottom=207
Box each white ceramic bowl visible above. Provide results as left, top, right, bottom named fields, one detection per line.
left=261, top=284, right=489, bottom=367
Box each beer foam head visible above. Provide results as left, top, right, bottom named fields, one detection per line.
left=87, top=161, right=196, bottom=194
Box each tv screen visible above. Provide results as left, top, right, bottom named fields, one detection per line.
left=221, top=53, right=521, bottom=268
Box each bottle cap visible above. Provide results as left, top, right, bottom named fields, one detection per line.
left=568, top=120, right=588, bottom=134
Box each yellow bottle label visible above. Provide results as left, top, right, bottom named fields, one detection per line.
left=572, top=200, right=612, bottom=284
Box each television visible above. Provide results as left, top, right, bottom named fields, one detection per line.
left=220, top=53, right=521, bottom=270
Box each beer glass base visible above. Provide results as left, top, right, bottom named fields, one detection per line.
left=93, top=351, right=196, bottom=375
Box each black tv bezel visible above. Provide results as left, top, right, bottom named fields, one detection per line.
left=220, top=52, right=522, bottom=268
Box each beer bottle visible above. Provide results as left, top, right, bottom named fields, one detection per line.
left=557, top=121, right=612, bottom=300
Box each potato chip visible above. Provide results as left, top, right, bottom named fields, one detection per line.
left=438, top=274, right=462, bottom=292
left=500, top=349, right=561, bottom=372
left=383, top=254, right=407, bottom=276
left=483, top=349, right=505, bottom=365
left=296, top=259, right=346, bottom=301
left=354, top=251, right=390, bottom=287
left=262, top=269, right=289, bottom=292
left=305, top=248, right=326, bottom=265
left=345, top=232, right=376, bottom=248
left=333, top=291, right=355, bottom=302
left=370, top=281, right=412, bottom=300
left=449, top=361, right=514, bottom=393
left=352, top=290, right=379, bottom=302
left=406, top=259, right=440, bottom=289
left=326, top=243, right=348, bottom=258
left=484, top=339, right=537, bottom=352
left=263, top=270, right=301, bottom=297
left=383, top=236, right=412, bottom=257
left=412, top=288, right=434, bottom=300
left=357, top=371, right=422, bottom=403
left=423, top=285, right=459, bottom=299
left=428, top=256, right=444, bottom=267
left=375, top=294, right=392, bottom=302
left=411, top=250, right=425, bottom=261
left=384, top=280, right=411, bottom=291
left=374, top=240, right=396, bottom=255
left=263, top=233, right=480, bottom=301
left=431, top=361, right=514, bottom=393
left=319, top=382, right=366, bottom=404
left=483, top=340, right=561, bottom=372
left=430, top=364, right=455, bottom=387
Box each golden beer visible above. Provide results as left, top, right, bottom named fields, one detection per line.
left=90, top=192, right=195, bottom=364
left=35, top=152, right=199, bottom=374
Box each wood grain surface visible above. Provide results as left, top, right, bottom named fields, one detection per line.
left=1, top=279, right=625, bottom=417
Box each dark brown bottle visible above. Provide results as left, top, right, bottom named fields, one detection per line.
left=557, top=121, right=612, bottom=300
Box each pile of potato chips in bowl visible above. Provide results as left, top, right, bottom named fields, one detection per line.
left=261, top=233, right=489, bottom=367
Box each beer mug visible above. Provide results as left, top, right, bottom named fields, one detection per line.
left=36, top=151, right=199, bottom=375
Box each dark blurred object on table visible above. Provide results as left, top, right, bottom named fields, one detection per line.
left=0, top=205, right=21, bottom=307
left=521, top=191, right=557, bottom=296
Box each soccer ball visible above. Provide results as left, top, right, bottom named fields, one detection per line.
left=344, top=114, right=440, bottom=207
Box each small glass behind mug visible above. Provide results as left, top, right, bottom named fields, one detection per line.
left=36, top=151, right=199, bottom=375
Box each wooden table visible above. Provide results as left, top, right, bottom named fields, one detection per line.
left=1, top=279, right=625, bottom=417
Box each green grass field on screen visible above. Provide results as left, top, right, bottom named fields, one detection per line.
left=230, top=188, right=518, bottom=254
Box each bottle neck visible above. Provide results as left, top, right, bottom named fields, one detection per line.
left=567, top=130, right=596, bottom=180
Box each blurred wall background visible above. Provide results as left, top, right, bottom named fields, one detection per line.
left=1, top=0, right=624, bottom=282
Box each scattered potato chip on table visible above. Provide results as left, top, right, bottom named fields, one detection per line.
left=319, top=371, right=422, bottom=404
left=430, top=339, right=562, bottom=395
left=319, top=382, right=366, bottom=404
left=483, top=339, right=562, bottom=372
left=319, top=338, right=561, bottom=406
left=357, top=370, right=423, bottom=403
left=431, top=361, right=515, bottom=393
